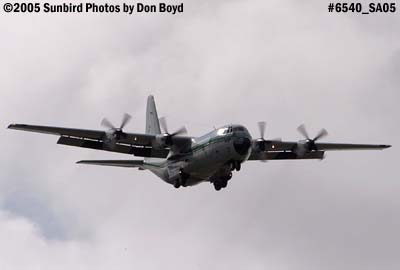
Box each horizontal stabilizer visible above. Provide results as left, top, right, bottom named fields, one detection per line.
left=76, top=160, right=145, bottom=168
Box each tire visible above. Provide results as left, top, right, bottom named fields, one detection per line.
left=214, top=183, right=222, bottom=191
left=180, top=169, right=189, bottom=186
left=230, top=161, right=236, bottom=171
left=174, top=181, right=181, bottom=188
left=236, top=162, right=241, bottom=171
left=181, top=177, right=187, bottom=187
left=221, top=180, right=228, bottom=188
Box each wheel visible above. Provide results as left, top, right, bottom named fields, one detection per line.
left=236, top=162, right=241, bottom=171
left=179, top=169, right=189, bottom=187
left=221, top=180, right=228, bottom=188
left=214, top=182, right=222, bottom=191
left=174, top=181, right=181, bottom=188
left=230, top=161, right=236, bottom=171
left=181, top=177, right=187, bottom=187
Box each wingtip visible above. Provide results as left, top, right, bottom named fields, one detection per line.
left=8, top=123, right=26, bottom=129
left=382, top=145, right=391, bottom=149
left=76, top=160, right=94, bottom=165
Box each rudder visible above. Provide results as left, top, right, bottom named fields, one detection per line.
left=146, top=95, right=161, bottom=135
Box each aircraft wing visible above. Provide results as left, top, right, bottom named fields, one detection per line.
left=8, top=124, right=155, bottom=146
left=7, top=123, right=172, bottom=158
left=249, top=140, right=390, bottom=161
left=310, top=142, right=391, bottom=151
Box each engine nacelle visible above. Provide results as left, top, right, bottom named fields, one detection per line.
left=152, top=134, right=171, bottom=149
left=295, top=139, right=316, bottom=156
left=253, top=139, right=266, bottom=152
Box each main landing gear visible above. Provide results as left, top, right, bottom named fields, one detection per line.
left=213, top=172, right=232, bottom=191
left=213, top=161, right=241, bottom=191
left=174, top=169, right=189, bottom=188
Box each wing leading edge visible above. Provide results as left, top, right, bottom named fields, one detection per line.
left=8, top=124, right=155, bottom=146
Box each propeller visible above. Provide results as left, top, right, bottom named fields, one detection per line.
left=256, top=121, right=267, bottom=152
left=296, top=124, right=328, bottom=153
left=256, top=121, right=281, bottom=147
left=119, top=113, right=132, bottom=130
left=255, top=122, right=281, bottom=162
left=258, top=121, right=266, bottom=140
left=159, top=117, right=187, bottom=145
left=101, top=113, right=132, bottom=141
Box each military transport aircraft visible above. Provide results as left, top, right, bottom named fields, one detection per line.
left=8, top=95, right=391, bottom=191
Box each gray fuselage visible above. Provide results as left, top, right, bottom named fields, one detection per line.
left=145, top=124, right=252, bottom=187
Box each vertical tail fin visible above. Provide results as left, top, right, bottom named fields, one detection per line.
left=145, top=95, right=166, bottom=166
left=146, top=95, right=161, bottom=135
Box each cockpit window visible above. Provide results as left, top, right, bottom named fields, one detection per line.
left=233, top=127, right=245, bottom=132
left=217, top=128, right=228, bottom=136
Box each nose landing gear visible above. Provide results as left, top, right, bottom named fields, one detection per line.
left=231, top=161, right=241, bottom=171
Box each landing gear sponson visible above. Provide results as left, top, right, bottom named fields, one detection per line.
left=174, top=169, right=189, bottom=188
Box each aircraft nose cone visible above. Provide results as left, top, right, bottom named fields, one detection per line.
left=233, top=137, right=251, bottom=155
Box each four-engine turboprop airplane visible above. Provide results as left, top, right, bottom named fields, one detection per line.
left=8, top=95, right=391, bottom=190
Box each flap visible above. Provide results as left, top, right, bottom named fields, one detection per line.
left=57, top=136, right=169, bottom=158
left=248, top=151, right=325, bottom=160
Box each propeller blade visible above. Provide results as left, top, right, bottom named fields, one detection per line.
left=120, top=113, right=132, bottom=129
left=159, top=117, right=168, bottom=134
left=258, top=121, right=266, bottom=139
left=171, top=126, right=187, bottom=136
left=297, top=124, right=310, bottom=140
left=313, top=128, right=328, bottom=141
left=101, top=118, right=115, bottom=130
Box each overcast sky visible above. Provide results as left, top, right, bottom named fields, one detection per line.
left=0, top=0, right=399, bottom=269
